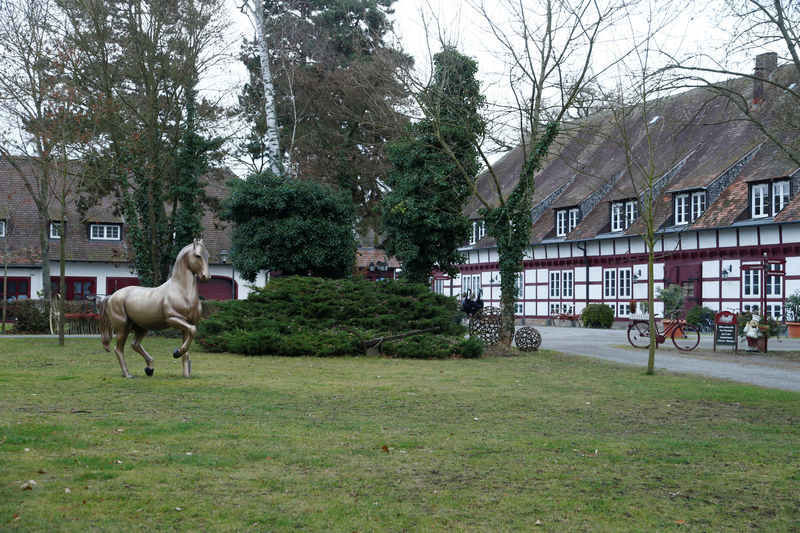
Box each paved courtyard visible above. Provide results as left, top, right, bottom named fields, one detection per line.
left=530, top=325, right=800, bottom=392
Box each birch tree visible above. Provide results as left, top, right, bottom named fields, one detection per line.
left=240, top=0, right=281, bottom=174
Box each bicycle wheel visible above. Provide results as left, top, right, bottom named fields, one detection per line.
left=627, top=321, right=651, bottom=348
left=672, top=323, right=700, bottom=351
left=552, top=314, right=564, bottom=327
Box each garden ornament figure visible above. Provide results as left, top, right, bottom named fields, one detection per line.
left=99, top=239, right=210, bottom=378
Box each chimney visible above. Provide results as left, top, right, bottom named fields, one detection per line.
left=752, top=52, right=778, bottom=107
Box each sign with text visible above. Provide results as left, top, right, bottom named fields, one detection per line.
left=714, top=310, right=738, bottom=351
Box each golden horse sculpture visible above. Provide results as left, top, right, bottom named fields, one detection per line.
left=99, top=239, right=211, bottom=378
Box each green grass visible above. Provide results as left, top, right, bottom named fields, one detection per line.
left=1, top=337, right=799, bottom=531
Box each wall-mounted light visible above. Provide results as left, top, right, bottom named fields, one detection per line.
left=721, top=264, right=733, bottom=280
left=219, top=250, right=229, bottom=264
left=633, top=269, right=642, bottom=282
left=128, top=263, right=136, bottom=275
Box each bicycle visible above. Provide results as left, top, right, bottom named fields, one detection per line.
left=627, top=313, right=700, bottom=351
left=550, top=306, right=583, bottom=327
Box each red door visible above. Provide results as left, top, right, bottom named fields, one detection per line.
left=51, top=277, right=96, bottom=301
left=199, top=276, right=237, bottom=300
left=106, top=277, right=140, bottom=295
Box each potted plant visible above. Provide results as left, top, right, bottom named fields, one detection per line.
left=785, top=290, right=800, bottom=338
left=657, top=285, right=685, bottom=318
left=657, top=285, right=685, bottom=335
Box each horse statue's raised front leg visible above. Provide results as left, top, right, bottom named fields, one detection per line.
left=165, top=315, right=197, bottom=378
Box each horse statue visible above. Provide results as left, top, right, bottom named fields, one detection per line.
left=99, top=238, right=211, bottom=378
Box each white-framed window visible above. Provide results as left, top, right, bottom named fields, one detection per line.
left=611, top=200, right=638, bottom=232
left=562, top=270, right=574, bottom=298
left=549, top=302, right=562, bottom=315
left=49, top=221, right=62, bottom=239
left=0, top=219, right=5, bottom=238
left=568, top=208, right=580, bottom=233
left=514, top=273, right=524, bottom=314
left=625, top=201, right=638, bottom=228
left=691, top=191, right=706, bottom=221
left=743, top=269, right=760, bottom=297
left=556, top=210, right=567, bottom=237
left=674, top=194, right=689, bottom=225
left=618, top=269, right=632, bottom=298
left=549, top=271, right=560, bottom=298
left=610, top=202, right=623, bottom=232
left=765, top=303, right=782, bottom=320
left=89, top=223, right=121, bottom=241
left=433, top=278, right=445, bottom=295
left=556, top=208, right=580, bottom=236
left=469, top=221, right=486, bottom=245
left=618, top=303, right=631, bottom=317
left=772, top=180, right=790, bottom=214
left=751, top=183, right=769, bottom=218
left=766, top=264, right=783, bottom=297
left=462, top=274, right=481, bottom=298
left=604, top=269, right=616, bottom=298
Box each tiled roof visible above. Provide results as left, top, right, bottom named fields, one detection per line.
left=0, top=156, right=235, bottom=266
left=355, top=247, right=401, bottom=269
left=464, top=62, right=800, bottom=246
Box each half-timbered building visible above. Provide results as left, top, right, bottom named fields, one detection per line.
left=435, top=54, right=800, bottom=323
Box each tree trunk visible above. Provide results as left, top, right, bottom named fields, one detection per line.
left=2, top=260, right=7, bottom=334
left=58, top=214, right=66, bottom=346
left=252, top=0, right=281, bottom=174
left=646, top=244, right=656, bottom=375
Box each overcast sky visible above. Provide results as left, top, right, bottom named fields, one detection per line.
left=213, top=0, right=771, bottom=174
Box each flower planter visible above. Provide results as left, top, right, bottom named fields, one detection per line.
left=787, top=322, right=800, bottom=338
left=662, top=319, right=683, bottom=338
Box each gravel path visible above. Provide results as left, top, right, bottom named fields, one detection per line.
left=532, top=325, right=800, bottom=392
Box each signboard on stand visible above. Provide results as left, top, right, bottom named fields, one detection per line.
left=714, top=310, right=738, bottom=352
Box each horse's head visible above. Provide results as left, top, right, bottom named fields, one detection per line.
left=188, top=238, right=211, bottom=282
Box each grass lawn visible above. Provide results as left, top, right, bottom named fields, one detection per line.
left=1, top=337, right=798, bottom=531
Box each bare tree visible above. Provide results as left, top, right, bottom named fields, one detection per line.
left=0, top=0, right=67, bottom=301
left=403, top=0, right=629, bottom=343
left=672, top=0, right=800, bottom=165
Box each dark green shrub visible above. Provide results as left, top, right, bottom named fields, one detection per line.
left=580, top=304, right=614, bottom=329
left=196, top=276, right=470, bottom=358
left=7, top=299, right=50, bottom=333
left=382, top=334, right=483, bottom=359
left=685, top=305, right=715, bottom=327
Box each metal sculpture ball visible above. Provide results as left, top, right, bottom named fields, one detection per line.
left=469, top=306, right=503, bottom=346
left=514, top=326, right=542, bottom=351
left=99, top=239, right=210, bottom=378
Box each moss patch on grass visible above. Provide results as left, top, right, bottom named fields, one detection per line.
left=1, top=337, right=798, bottom=531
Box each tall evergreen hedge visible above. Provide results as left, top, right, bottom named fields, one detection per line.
left=196, top=276, right=481, bottom=358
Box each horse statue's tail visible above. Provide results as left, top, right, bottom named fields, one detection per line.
left=99, top=298, right=112, bottom=352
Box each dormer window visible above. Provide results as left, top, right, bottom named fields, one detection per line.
left=674, top=191, right=706, bottom=225
left=469, top=220, right=485, bottom=245
left=752, top=180, right=790, bottom=218
left=773, top=180, right=790, bottom=213
left=49, top=221, right=63, bottom=239
left=611, top=200, right=638, bottom=232
left=556, top=208, right=580, bottom=237
left=0, top=219, right=6, bottom=238
left=89, top=223, right=121, bottom=241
